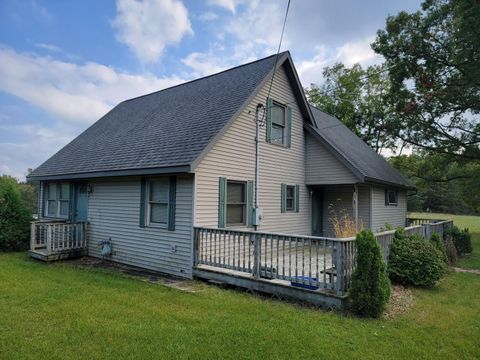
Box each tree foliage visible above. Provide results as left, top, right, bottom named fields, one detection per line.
left=305, top=63, right=400, bottom=153
left=0, top=176, right=32, bottom=251
left=372, top=0, right=480, bottom=159
left=389, top=152, right=480, bottom=214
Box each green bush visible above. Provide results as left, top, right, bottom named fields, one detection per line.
left=444, top=234, right=458, bottom=266
left=0, top=176, right=32, bottom=251
left=388, top=233, right=447, bottom=288
left=349, top=230, right=391, bottom=318
left=430, top=232, right=447, bottom=264
left=447, top=226, right=472, bottom=256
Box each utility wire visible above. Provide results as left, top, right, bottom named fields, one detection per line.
left=265, top=0, right=291, bottom=104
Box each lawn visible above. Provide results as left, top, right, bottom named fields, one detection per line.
left=409, top=212, right=480, bottom=269
left=1, top=213, right=479, bottom=359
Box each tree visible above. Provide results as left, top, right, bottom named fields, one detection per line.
left=0, top=176, right=32, bottom=251
left=305, top=63, right=400, bottom=153
left=372, top=0, right=480, bottom=160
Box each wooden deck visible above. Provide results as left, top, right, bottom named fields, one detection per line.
left=30, top=221, right=88, bottom=262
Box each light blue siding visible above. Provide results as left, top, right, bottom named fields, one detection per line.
left=86, top=175, right=194, bottom=278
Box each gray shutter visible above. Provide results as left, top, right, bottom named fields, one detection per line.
left=39, top=181, right=44, bottom=218
left=385, top=189, right=388, bottom=206
left=139, top=177, right=147, bottom=227
left=295, top=184, right=300, bottom=213
left=218, top=177, right=227, bottom=228
left=246, top=180, right=254, bottom=227
left=286, top=106, right=292, bottom=148
left=280, top=183, right=286, bottom=213
left=168, top=176, right=176, bottom=231
left=266, top=97, right=272, bottom=142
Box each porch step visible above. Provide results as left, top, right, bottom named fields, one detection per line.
left=29, top=248, right=86, bottom=262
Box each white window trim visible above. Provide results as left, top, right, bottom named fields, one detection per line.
left=386, top=189, right=398, bottom=206
left=44, top=183, right=70, bottom=219
left=270, top=100, right=287, bottom=146
left=146, top=177, right=170, bottom=228
left=226, top=180, right=247, bottom=227
left=285, top=184, right=296, bottom=212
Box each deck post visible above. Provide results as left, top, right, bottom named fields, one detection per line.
left=30, top=222, right=36, bottom=250
left=335, top=241, right=344, bottom=296
left=253, top=233, right=260, bottom=279
left=46, top=224, right=52, bottom=254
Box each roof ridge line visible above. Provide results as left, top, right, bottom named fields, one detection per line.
left=123, top=51, right=290, bottom=104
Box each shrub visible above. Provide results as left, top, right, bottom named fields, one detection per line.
left=349, top=230, right=391, bottom=318
left=0, top=176, right=32, bottom=251
left=444, top=234, right=458, bottom=266
left=447, top=226, right=473, bottom=256
left=388, top=234, right=447, bottom=288
left=430, top=232, right=447, bottom=264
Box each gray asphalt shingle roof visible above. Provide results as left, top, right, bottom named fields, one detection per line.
left=28, top=53, right=279, bottom=179
left=307, top=105, right=411, bottom=188
left=28, top=51, right=409, bottom=189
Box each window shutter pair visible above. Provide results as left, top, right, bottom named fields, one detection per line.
left=139, top=176, right=176, bottom=230
left=265, top=97, right=292, bottom=148
left=280, top=183, right=300, bottom=213
left=218, top=177, right=254, bottom=228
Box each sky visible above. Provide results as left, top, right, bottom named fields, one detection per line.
left=0, top=0, right=423, bottom=180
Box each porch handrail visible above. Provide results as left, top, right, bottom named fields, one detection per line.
left=193, top=226, right=356, bottom=295
left=30, top=221, right=88, bottom=253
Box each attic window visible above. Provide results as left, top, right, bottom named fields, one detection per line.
left=271, top=102, right=286, bottom=145
left=385, top=189, right=398, bottom=206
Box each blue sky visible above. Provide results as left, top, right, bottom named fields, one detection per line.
left=0, top=0, right=422, bottom=180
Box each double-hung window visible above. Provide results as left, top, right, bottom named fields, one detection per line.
left=285, top=185, right=295, bottom=211
left=226, top=181, right=246, bottom=226
left=148, top=178, right=170, bottom=225
left=385, top=189, right=398, bottom=206
left=271, top=102, right=286, bottom=145
left=45, top=182, right=70, bottom=218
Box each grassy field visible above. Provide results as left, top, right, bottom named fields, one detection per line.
left=409, top=212, right=480, bottom=269
left=1, top=213, right=479, bottom=359
left=1, top=253, right=479, bottom=359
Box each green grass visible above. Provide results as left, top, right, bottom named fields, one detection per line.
left=1, top=252, right=480, bottom=359
left=409, top=212, right=480, bottom=269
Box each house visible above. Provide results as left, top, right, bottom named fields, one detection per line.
left=27, top=51, right=411, bottom=306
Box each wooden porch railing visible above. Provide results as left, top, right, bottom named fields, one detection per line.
left=194, top=220, right=453, bottom=296
left=30, top=221, right=87, bottom=254
left=194, top=227, right=355, bottom=295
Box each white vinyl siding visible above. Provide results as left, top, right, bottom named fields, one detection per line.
left=194, top=65, right=311, bottom=235
left=87, top=175, right=194, bottom=278
left=305, top=133, right=358, bottom=185
left=371, top=186, right=407, bottom=231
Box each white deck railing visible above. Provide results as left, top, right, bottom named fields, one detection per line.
left=30, top=221, right=87, bottom=254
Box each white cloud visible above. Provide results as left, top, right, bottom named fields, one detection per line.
left=197, top=11, right=219, bottom=22
left=0, top=46, right=186, bottom=124
left=181, top=52, right=227, bottom=77
left=112, top=0, right=193, bottom=63
left=34, top=43, right=62, bottom=53
left=296, top=37, right=383, bottom=87
left=207, top=0, right=245, bottom=13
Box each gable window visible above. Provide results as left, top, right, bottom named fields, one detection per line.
left=148, top=178, right=170, bottom=225
left=45, top=182, right=70, bottom=218
left=266, top=97, right=292, bottom=148
left=385, top=189, right=398, bottom=206
left=271, top=102, right=286, bottom=145
left=226, top=181, right=246, bottom=226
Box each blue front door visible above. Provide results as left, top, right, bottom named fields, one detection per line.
left=75, top=183, right=88, bottom=222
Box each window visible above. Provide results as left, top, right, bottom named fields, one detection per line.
left=45, top=182, right=70, bottom=218
left=226, top=181, right=246, bottom=226
left=148, top=178, right=170, bottom=225
left=271, top=102, right=286, bottom=145
left=286, top=185, right=295, bottom=211
left=386, top=189, right=398, bottom=206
